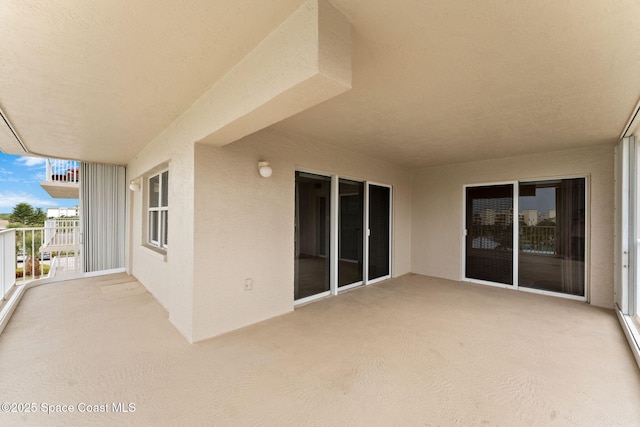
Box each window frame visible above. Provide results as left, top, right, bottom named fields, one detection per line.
left=147, top=169, right=169, bottom=250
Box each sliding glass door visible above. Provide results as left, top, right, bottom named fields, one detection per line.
left=295, top=173, right=392, bottom=303
left=338, top=179, right=364, bottom=288
left=464, top=178, right=586, bottom=298
left=465, top=184, right=514, bottom=286
left=294, top=172, right=331, bottom=300
left=518, top=179, right=585, bottom=296
left=367, top=184, right=391, bottom=282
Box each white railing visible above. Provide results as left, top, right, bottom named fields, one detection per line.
left=14, top=225, right=82, bottom=284
left=0, top=229, right=16, bottom=301
left=520, top=226, right=556, bottom=254
left=45, top=159, right=80, bottom=184
left=43, top=219, right=80, bottom=248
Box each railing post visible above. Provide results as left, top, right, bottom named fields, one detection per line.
left=1, top=230, right=16, bottom=299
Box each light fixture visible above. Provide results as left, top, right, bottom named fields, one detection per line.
left=129, top=179, right=140, bottom=192
left=258, top=161, right=272, bottom=178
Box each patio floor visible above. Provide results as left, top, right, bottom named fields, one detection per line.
left=0, top=273, right=639, bottom=426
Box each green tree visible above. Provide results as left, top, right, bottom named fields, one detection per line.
left=10, top=203, right=35, bottom=225
left=31, top=207, right=46, bottom=225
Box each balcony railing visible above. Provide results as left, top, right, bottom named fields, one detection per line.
left=11, top=223, right=82, bottom=285
left=45, top=159, right=80, bottom=184
left=43, top=219, right=80, bottom=249
left=0, top=229, right=16, bottom=301
left=520, top=226, right=556, bottom=254
left=469, top=225, right=556, bottom=254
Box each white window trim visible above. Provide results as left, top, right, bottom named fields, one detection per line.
left=147, top=169, right=168, bottom=250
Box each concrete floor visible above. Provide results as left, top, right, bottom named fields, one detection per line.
left=0, top=273, right=639, bottom=426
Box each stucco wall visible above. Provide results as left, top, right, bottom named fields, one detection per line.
left=126, top=124, right=196, bottom=340
left=411, top=145, right=615, bottom=308
left=192, top=128, right=412, bottom=341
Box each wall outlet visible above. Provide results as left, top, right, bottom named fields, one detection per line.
left=244, top=278, right=253, bottom=290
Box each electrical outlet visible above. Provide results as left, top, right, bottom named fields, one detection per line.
left=244, top=278, right=253, bottom=290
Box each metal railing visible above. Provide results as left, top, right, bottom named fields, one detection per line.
left=0, top=229, right=16, bottom=301
left=468, top=224, right=556, bottom=254
left=43, top=219, right=80, bottom=248
left=519, top=226, right=556, bottom=254
left=14, top=224, right=82, bottom=284
left=45, top=159, right=80, bottom=184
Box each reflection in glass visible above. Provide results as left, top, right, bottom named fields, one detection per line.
left=161, top=171, right=169, bottom=207
left=339, top=179, right=364, bottom=287
left=149, top=175, right=160, bottom=207
left=518, top=178, right=585, bottom=296
left=294, top=172, right=331, bottom=300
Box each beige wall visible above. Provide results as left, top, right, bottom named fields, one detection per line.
left=191, top=128, right=412, bottom=341
left=126, top=123, right=196, bottom=340
left=127, top=125, right=613, bottom=343
left=411, top=145, right=615, bottom=308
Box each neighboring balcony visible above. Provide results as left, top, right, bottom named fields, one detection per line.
left=40, top=159, right=80, bottom=199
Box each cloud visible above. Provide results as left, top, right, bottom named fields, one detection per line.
left=15, top=156, right=46, bottom=167
left=0, top=176, right=21, bottom=183
left=23, top=172, right=46, bottom=183
left=0, top=167, right=13, bottom=175
left=0, top=191, right=58, bottom=210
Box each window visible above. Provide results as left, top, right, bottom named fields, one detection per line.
left=148, top=170, right=168, bottom=249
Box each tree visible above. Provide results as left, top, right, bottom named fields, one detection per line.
left=9, top=203, right=46, bottom=226
left=32, top=207, right=46, bottom=225
left=10, top=203, right=34, bottom=225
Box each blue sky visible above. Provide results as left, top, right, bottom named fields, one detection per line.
left=0, top=152, right=79, bottom=213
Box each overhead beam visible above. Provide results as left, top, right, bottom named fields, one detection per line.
left=163, top=0, right=352, bottom=148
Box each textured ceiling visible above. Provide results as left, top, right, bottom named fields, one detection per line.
left=2, top=0, right=640, bottom=167
left=273, top=0, right=640, bottom=166
left=0, top=0, right=304, bottom=164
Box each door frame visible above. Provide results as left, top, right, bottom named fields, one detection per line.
left=336, top=176, right=366, bottom=292
left=365, top=181, right=393, bottom=285
left=293, top=169, right=333, bottom=306
left=462, top=181, right=518, bottom=290
left=462, top=176, right=589, bottom=301
left=294, top=169, right=393, bottom=305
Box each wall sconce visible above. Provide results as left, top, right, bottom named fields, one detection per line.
left=129, top=179, right=141, bottom=192
left=258, top=161, right=272, bottom=178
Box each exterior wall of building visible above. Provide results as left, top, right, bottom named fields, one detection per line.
left=126, top=123, right=196, bottom=341
left=411, top=145, right=614, bottom=308
left=191, top=128, right=412, bottom=341
left=46, top=207, right=79, bottom=218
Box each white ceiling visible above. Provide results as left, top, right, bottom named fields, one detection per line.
left=2, top=0, right=640, bottom=167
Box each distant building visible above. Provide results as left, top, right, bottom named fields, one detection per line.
left=495, top=209, right=514, bottom=225
left=479, top=208, right=496, bottom=225
left=47, top=207, right=79, bottom=218
left=521, top=209, right=538, bottom=226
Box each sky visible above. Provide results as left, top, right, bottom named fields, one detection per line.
left=519, top=187, right=555, bottom=213
left=0, top=152, right=79, bottom=214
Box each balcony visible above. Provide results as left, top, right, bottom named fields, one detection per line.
left=0, top=273, right=638, bottom=424
left=40, top=159, right=80, bottom=199
left=0, top=221, right=82, bottom=306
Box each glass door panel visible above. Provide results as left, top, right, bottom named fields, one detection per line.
left=465, top=184, right=514, bottom=285
left=338, top=179, right=364, bottom=287
left=294, top=172, right=331, bottom=300
left=518, top=178, right=585, bottom=296
left=368, top=184, right=391, bottom=282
